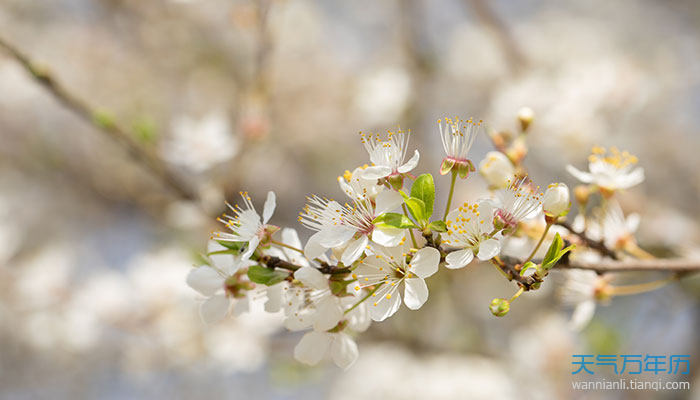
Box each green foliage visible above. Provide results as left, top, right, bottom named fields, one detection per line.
left=247, top=264, right=289, bottom=285
left=428, top=220, right=447, bottom=232
left=373, top=212, right=418, bottom=229
left=132, top=116, right=157, bottom=143
left=541, top=233, right=575, bottom=271
left=410, top=174, right=435, bottom=218
left=520, top=261, right=537, bottom=276
left=93, top=110, right=116, bottom=129
left=404, top=197, right=427, bottom=224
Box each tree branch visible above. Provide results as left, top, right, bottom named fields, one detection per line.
left=0, top=35, right=198, bottom=202
left=558, top=259, right=700, bottom=274
left=555, top=220, right=619, bottom=260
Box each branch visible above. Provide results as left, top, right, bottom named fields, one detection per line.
left=0, top=35, right=198, bottom=202
left=558, top=259, right=700, bottom=274
left=555, top=220, right=619, bottom=260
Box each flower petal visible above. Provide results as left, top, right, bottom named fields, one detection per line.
left=318, top=226, right=356, bottom=248
left=368, top=287, right=401, bottom=321
left=403, top=277, right=429, bottom=310
left=569, top=300, right=596, bottom=331
left=186, top=266, right=223, bottom=296
left=374, top=190, right=404, bottom=215
left=445, top=248, right=474, bottom=269
left=566, top=165, right=594, bottom=183
left=207, top=240, right=236, bottom=273
left=371, top=227, right=405, bottom=247
left=331, top=333, right=359, bottom=370
left=304, top=231, right=326, bottom=260
left=409, top=247, right=440, bottom=278
left=262, top=191, right=276, bottom=224
left=199, top=294, right=230, bottom=324
left=477, top=238, right=501, bottom=260
left=241, top=236, right=260, bottom=259
left=361, top=166, right=392, bottom=180
left=313, top=296, right=344, bottom=331
left=294, top=266, right=328, bottom=290
left=397, top=150, right=420, bottom=173
left=294, top=331, right=332, bottom=366
left=341, top=235, right=369, bottom=266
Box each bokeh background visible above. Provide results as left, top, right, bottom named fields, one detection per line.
left=1, top=0, right=699, bottom=399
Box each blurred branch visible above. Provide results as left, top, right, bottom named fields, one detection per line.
left=555, top=220, right=620, bottom=260
left=0, top=35, right=199, bottom=202
left=558, top=259, right=700, bottom=274
left=465, top=0, right=525, bottom=72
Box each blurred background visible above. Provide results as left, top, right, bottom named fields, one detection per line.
left=1, top=0, right=699, bottom=398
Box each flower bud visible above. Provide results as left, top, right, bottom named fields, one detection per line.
left=574, top=185, right=591, bottom=205
left=517, top=107, right=534, bottom=132
left=479, top=151, right=515, bottom=189
left=386, top=174, right=404, bottom=191
left=489, top=298, right=510, bottom=317
left=542, top=183, right=570, bottom=217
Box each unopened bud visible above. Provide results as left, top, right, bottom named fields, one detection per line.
left=489, top=298, right=510, bottom=317
left=574, top=185, right=591, bottom=205
left=479, top=151, right=515, bottom=189
left=542, top=183, right=570, bottom=218
left=517, top=107, right=534, bottom=132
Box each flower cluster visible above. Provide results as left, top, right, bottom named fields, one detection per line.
left=185, top=112, right=652, bottom=369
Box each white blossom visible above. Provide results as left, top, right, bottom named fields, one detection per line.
left=558, top=268, right=610, bottom=331
left=353, top=244, right=440, bottom=321
left=186, top=241, right=257, bottom=323
left=213, top=191, right=276, bottom=259
left=542, top=183, right=570, bottom=217
left=299, top=187, right=405, bottom=265
left=439, top=117, right=480, bottom=163
left=492, top=178, right=543, bottom=230
left=284, top=266, right=344, bottom=332
left=479, top=151, right=515, bottom=188
left=359, top=129, right=420, bottom=180
left=161, top=111, right=238, bottom=173
left=443, top=201, right=501, bottom=269
left=566, top=146, right=644, bottom=193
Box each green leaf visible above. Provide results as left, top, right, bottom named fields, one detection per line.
left=373, top=212, right=418, bottom=229
left=429, top=220, right=447, bottom=232
left=520, top=261, right=537, bottom=276
left=541, top=233, right=575, bottom=271
left=405, top=197, right=426, bottom=224
left=542, top=232, right=563, bottom=266
left=410, top=174, right=435, bottom=218
left=247, top=264, right=289, bottom=285
left=216, top=241, right=246, bottom=251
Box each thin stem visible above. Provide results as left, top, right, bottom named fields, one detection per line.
left=0, top=35, right=198, bottom=202
left=524, top=222, right=551, bottom=263
left=625, top=242, right=655, bottom=260
left=490, top=258, right=510, bottom=279
left=402, top=203, right=418, bottom=248
left=509, top=287, right=525, bottom=302
left=271, top=239, right=304, bottom=254
left=610, top=276, right=676, bottom=296
left=443, top=170, right=458, bottom=220
left=344, top=284, right=381, bottom=315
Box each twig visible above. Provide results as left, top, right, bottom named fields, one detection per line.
left=556, top=220, right=619, bottom=260
left=558, top=259, right=700, bottom=274
left=0, top=35, right=198, bottom=202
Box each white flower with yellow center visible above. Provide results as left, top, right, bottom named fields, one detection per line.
left=479, top=151, right=516, bottom=189
left=492, top=178, right=543, bottom=231
left=558, top=267, right=611, bottom=331
left=283, top=266, right=345, bottom=332
left=186, top=240, right=257, bottom=323
left=566, top=146, right=644, bottom=194
left=443, top=201, right=501, bottom=269
left=293, top=297, right=370, bottom=369
left=353, top=244, right=440, bottom=321
left=213, top=191, right=276, bottom=259
left=587, top=201, right=640, bottom=251
left=359, top=129, right=420, bottom=180
left=299, top=188, right=405, bottom=265
left=438, top=117, right=480, bottom=177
